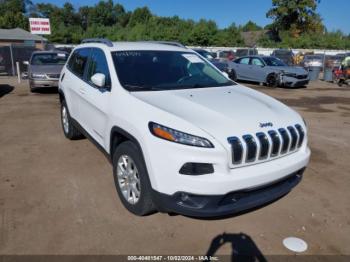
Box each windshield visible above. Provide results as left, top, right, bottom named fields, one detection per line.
left=112, top=50, right=234, bottom=91
left=31, top=53, right=68, bottom=65
left=262, top=56, right=287, bottom=66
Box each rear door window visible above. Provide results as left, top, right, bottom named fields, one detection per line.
left=68, top=48, right=91, bottom=78
left=251, top=58, right=264, bottom=66
left=238, top=57, right=250, bottom=65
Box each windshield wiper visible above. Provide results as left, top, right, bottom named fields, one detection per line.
left=184, top=82, right=235, bottom=89
left=124, top=84, right=166, bottom=91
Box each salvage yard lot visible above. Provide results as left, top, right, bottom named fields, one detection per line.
left=0, top=77, right=349, bottom=256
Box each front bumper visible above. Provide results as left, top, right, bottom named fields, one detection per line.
left=152, top=169, right=304, bottom=217
left=281, top=76, right=309, bottom=87
left=29, top=79, right=59, bottom=88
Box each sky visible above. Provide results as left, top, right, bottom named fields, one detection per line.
left=32, top=0, right=350, bottom=34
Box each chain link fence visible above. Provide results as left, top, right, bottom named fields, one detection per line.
left=0, top=44, right=39, bottom=77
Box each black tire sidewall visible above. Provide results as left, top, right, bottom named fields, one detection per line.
left=229, top=69, right=237, bottom=81
left=266, top=73, right=278, bottom=87
left=29, top=84, right=36, bottom=93
left=60, top=100, right=73, bottom=139
left=112, top=141, right=154, bottom=216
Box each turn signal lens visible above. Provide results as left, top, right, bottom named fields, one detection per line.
left=153, top=127, right=175, bottom=141
left=149, top=122, right=214, bottom=148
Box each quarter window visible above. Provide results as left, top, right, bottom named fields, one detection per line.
left=87, top=49, right=111, bottom=88
left=68, top=48, right=90, bottom=78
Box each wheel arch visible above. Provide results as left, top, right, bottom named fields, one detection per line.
left=58, top=89, right=65, bottom=103
left=266, top=71, right=278, bottom=81
left=109, top=126, right=155, bottom=189
left=109, top=126, right=144, bottom=161
left=266, top=70, right=278, bottom=78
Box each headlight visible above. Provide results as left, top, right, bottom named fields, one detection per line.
left=149, top=122, right=214, bottom=148
left=284, top=73, right=297, bottom=78
left=31, top=73, right=46, bottom=79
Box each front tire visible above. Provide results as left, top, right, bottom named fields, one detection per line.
left=229, top=69, right=237, bottom=81
left=60, top=100, right=83, bottom=140
left=29, top=84, right=36, bottom=93
left=266, top=73, right=279, bottom=87
left=112, top=141, right=155, bottom=216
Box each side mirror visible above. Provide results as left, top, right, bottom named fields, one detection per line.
left=222, top=71, right=229, bottom=79
left=23, top=61, right=29, bottom=65
left=91, top=73, right=106, bottom=88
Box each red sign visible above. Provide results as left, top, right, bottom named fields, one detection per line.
left=29, top=18, right=51, bottom=35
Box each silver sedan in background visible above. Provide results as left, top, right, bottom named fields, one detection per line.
left=230, top=55, right=309, bottom=87
left=28, top=51, right=68, bottom=92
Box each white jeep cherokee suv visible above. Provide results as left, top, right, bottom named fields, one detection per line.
left=58, top=39, right=310, bottom=217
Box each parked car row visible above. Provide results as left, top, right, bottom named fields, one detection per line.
left=26, top=43, right=350, bottom=91
left=193, top=48, right=236, bottom=80
left=210, top=48, right=259, bottom=62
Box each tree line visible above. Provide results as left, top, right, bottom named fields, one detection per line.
left=0, top=0, right=349, bottom=49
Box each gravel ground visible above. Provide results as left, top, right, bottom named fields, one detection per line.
left=0, top=77, right=349, bottom=257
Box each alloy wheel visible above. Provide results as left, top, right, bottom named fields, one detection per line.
left=62, top=106, right=69, bottom=134
left=116, top=155, right=141, bottom=205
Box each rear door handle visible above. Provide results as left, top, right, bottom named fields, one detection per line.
left=79, top=88, right=86, bottom=95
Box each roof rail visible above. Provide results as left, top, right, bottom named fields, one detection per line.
left=81, top=38, right=113, bottom=47
left=138, top=40, right=186, bottom=48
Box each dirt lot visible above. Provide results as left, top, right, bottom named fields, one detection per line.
left=0, top=77, right=349, bottom=257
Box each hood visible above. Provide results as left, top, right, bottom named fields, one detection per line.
left=269, top=66, right=308, bottom=75
left=132, top=85, right=302, bottom=146
left=29, top=64, right=64, bottom=74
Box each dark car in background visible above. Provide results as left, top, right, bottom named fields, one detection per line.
left=193, top=48, right=235, bottom=79
left=271, top=49, right=294, bottom=66
left=54, top=46, right=73, bottom=54
left=231, top=55, right=309, bottom=87
left=28, top=51, right=68, bottom=92
left=235, top=48, right=258, bottom=58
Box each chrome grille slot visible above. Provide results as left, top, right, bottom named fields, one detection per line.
left=227, top=137, right=243, bottom=164
left=256, top=132, right=269, bottom=160
left=278, top=128, right=290, bottom=154
left=268, top=130, right=280, bottom=157
left=295, top=124, right=305, bottom=147
left=287, top=126, right=298, bottom=151
left=243, top=135, right=257, bottom=162
left=228, top=123, right=305, bottom=166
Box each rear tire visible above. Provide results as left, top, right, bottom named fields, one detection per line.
left=60, top=100, right=83, bottom=140
left=112, top=141, right=156, bottom=216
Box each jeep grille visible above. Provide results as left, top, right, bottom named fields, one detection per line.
left=228, top=125, right=305, bottom=165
